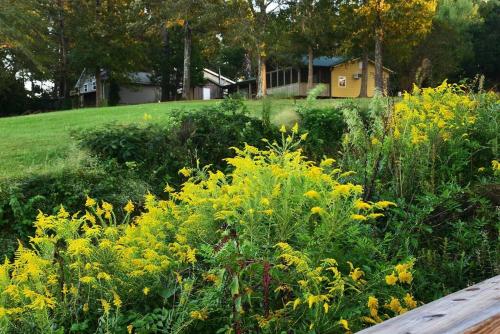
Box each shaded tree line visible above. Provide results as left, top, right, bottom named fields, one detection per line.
left=0, top=0, right=498, bottom=115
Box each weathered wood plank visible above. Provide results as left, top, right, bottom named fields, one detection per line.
left=356, top=275, right=500, bottom=334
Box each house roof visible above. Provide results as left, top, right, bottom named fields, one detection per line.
left=301, top=56, right=347, bottom=67
left=128, top=72, right=156, bottom=85
left=203, top=68, right=235, bottom=86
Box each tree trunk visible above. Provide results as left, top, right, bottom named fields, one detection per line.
left=182, top=21, right=192, bottom=100
left=307, top=45, right=313, bottom=91
left=359, top=51, right=369, bottom=97
left=244, top=53, right=252, bottom=79
left=257, top=55, right=267, bottom=98
left=57, top=0, right=68, bottom=99
left=374, top=22, right=384, bottom=94
left=95, top=68, right=102, bottom=107
left=161, top=26, right=170, bottom=101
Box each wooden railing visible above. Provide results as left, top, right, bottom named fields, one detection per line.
left=357, top=275, right=500, bottom=334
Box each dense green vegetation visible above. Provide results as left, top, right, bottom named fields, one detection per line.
left=0, top=85, right=498, bottom=333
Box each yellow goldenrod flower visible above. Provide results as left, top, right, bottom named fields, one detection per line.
left=300, top=132, right=308, bottom=140
left=67, top=238, right=91, bottom=257
left=323, top=302, right=329, bottom=314
left=279, top=125, right=287, bottom=133
left=85, top=196, right=96, bottom=207
left=351, top=214, right=367, bottom=221
left=164, top=184, right=175, bottom=193
left=97, top=272, right=111, bottom=281
left=124, top=200, right=134, bottom=214
left=385, top=272, right=398, bottom=285
left=80, top=276, right=95, bottom=284
left=293, top=298, right=301, bottom=310
left=320, top=158, right=335, bottom=167
left=388, top=297, right=402, bottom=313
left=395, top=263, right=411, bottom=273
left=304, top=190, right=320, bottom=199
left=339, top=319, right=350, bottom=331
left=308, top=295, right=316, bottom=308
left=375, top=201, right=397, bottom=209
left=404, top=293, right=417, bottom=309
left=190, top=310, right=208, bottom=320
left=260, top=197, right=270, bottom=206
left=102, top=201, right=113, bottom=212
left=113, top=292, right=122, bottom=309
left=292, top=122, right=299, bottom=134
left=349, top=267, right=364, bottom=281
left=127, top=324, right=133, bottom=334
left=354, top=199, right=372, bottom=210
left=100, top=299, right=111, bottom=315
left=143, top=287, right=150, bottom=296
left=398, top=270, right=413, bottom=284
left=367, top=296, right=378, bottom=309
left=311, top=206, right=322, bottom=215
left=371, top=137, right=381, bottom=145
left=492, top=160, right=500, bottom=171
left=96, top=207, right=104, bottom=216
left=178, top=167, right=191, bottom=177
left=83, top=303, right=89, bottom=313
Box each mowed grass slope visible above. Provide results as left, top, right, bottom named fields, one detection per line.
left=0, top=98, right=347, bottom=179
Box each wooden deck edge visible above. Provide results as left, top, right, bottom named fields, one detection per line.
left=356, top=275, right=500, bottom=334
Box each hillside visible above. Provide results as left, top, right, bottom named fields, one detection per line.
left=0, top=98, right=344, bottom=179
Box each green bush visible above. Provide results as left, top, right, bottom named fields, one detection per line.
left=76, top=106, right=279, bottom=190
left=298, top=105, right=347, bottom=160
left=0, top=164, right=148, bottom=259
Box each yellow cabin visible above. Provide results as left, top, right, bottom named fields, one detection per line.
left=331, top=59, right=392, bottom=98
left=226, top=56, right=393, bottom=98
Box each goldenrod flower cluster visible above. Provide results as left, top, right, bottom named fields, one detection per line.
left=0, top=129, right=414, bottom=333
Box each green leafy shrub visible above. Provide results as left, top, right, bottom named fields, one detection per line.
left=298, top=105, right=347, bottom=160
left=76, top=106, right=279, bottom=190
left=0, top=165, right=148, bottom=259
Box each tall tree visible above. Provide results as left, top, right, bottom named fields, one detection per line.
left=287, top=0, right=337, bottom=91
left=67, top=0, right=146, bottom=106
left=357, top=0, right=437, bottom=93
left=225, top=0, right=285, bottom=98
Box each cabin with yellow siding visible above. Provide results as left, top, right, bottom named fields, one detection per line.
left=331, top=60, right=391, bottom=98
left=226, top=56, right=393, bottom=99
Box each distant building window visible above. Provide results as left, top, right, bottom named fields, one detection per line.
left=83, top=84, right=88, bottom=92
left=338, top=76, right=346, bottom=88
left=92, top=81, right=96, bottom=90
left=285, top=69, right=291, bottom=85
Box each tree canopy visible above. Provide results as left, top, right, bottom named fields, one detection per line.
left=1, top=0, right=498, bottom=114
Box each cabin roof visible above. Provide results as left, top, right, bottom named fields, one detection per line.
left=301, top=56, right=347, bottom=67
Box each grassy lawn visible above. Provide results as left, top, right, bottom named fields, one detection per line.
left=0, top=98, right=352, bottom=179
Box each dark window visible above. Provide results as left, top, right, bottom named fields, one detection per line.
left=266, top=73, right=271, bottom=88
left=285, top=69, right=291, bottom=85
left=292, top=69, right=298, bottom=83
left=278, top=70, right=284, bottom=86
